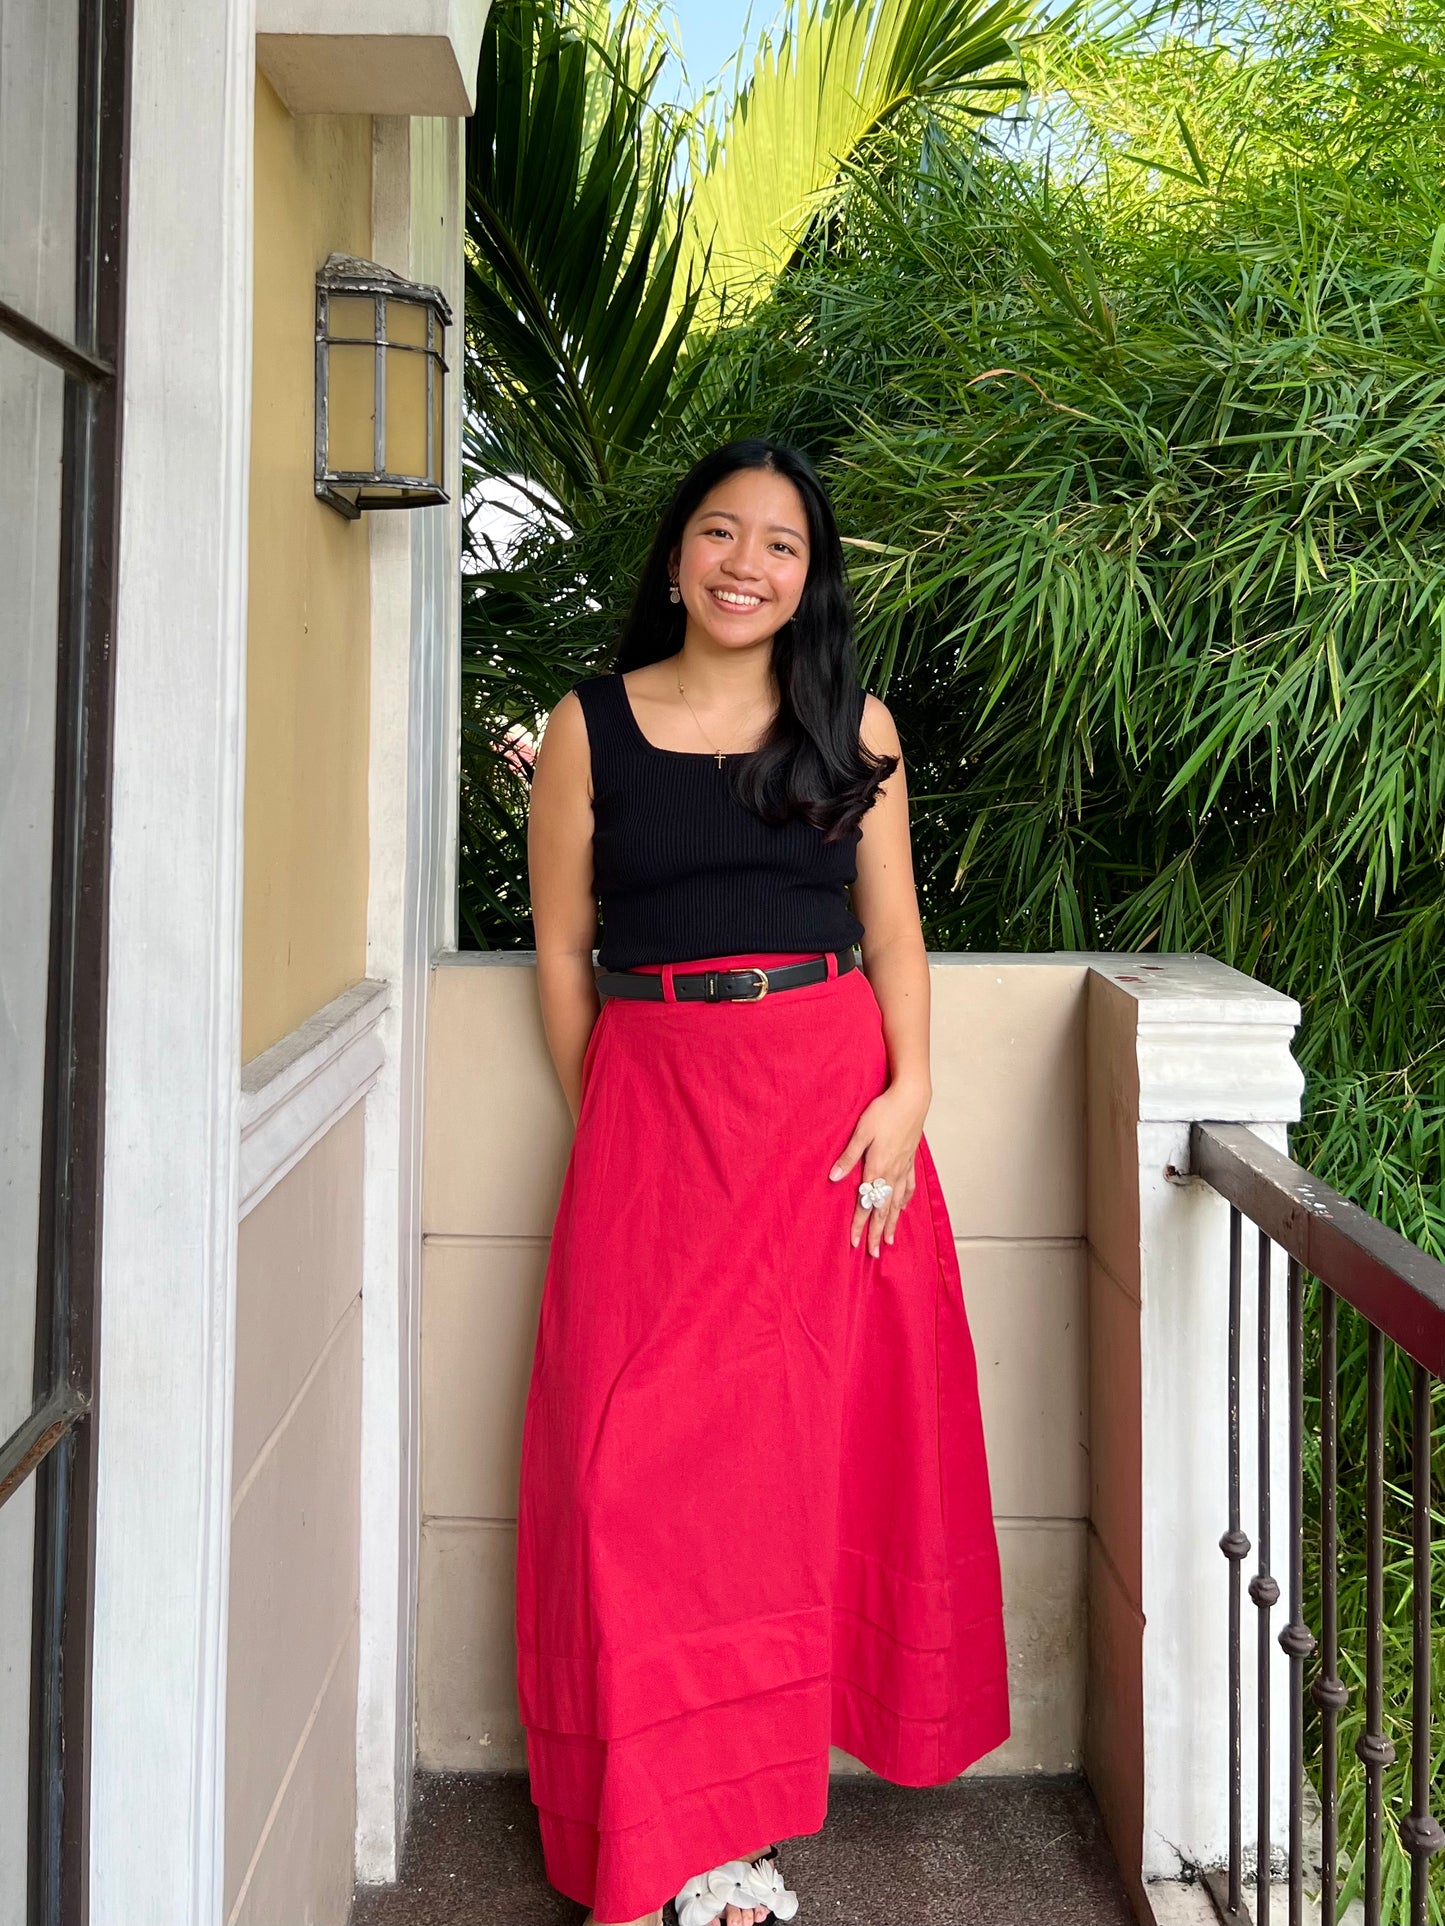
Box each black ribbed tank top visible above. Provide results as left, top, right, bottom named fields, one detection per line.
left=574, top=672, right=867, bottom=970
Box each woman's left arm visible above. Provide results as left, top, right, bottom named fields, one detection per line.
left=828, top=693, right=934, bottom=1258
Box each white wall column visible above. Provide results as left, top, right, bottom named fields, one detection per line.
left=1085, top=956, right=1305, bottom=1919
left=355, top=109, right=464, bottom=1881
left=91, top=0, right=255, bottom=1917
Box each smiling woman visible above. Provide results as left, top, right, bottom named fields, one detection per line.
left=644, top=470, right=813, bottom=746
left=511, top=440, right=1012, bottom=1926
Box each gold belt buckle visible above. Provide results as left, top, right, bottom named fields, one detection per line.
left=736, top=966, right=769, bottom=1001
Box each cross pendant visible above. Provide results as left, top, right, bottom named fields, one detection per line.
left=714, top=752, right=725, bottom=768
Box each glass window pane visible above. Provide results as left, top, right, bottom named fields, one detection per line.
left=0, top=0, right=80, bottom=344
left=0, top=1464, right=38, bottom=1922
left=0, top=329, right=63, bottom=1445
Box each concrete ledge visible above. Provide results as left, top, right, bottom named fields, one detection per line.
left=1147, top=1882, right=1221, bottom=1924
left=256, top=0, right=491, bottom=114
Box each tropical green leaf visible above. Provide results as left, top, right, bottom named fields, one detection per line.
left=675, top=0, right=1035, bottom=322
left=463, top=0, right=702, bottom=516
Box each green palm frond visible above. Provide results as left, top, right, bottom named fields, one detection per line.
left=463, top=0, right=701, bottom=517
left=675, top=0, right=1036, bottom=322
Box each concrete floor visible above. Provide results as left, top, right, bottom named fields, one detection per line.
left=352, top=1771, right=1138, bottom=1926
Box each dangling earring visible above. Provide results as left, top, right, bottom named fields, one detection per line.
left=667, top=579, right=682, bottom=605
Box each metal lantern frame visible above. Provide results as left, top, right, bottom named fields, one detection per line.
left=314, top=251, right=452, bottom=519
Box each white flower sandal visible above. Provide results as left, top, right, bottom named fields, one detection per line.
left=663, top=1844, right=800, bottom=1926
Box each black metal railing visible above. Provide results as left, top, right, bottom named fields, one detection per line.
left=1186, top=1123, right=1445, bottom=1926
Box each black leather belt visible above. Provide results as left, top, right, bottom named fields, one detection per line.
left=596, top=947, right=859, bottom=1003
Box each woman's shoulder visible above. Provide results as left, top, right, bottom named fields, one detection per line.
left=859, top=689, right=900, bottom=754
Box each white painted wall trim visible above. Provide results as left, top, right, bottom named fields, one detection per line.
left=91, top=0, right=255, bottom=1918
left=239, top=978, right=390, bottom=1216
left=436, top=116, right=464, bottom=955
left=355, top=111, right=465, bottom=1884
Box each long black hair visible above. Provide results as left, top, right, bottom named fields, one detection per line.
left=614, top=438, right=898, bottom=840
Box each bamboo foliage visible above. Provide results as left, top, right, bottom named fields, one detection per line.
left=770, top=144, right=1445, bottom=1092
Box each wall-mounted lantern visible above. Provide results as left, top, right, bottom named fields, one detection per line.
left=314, top=252, right=451, bottom=519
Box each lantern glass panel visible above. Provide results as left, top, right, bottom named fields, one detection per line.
left=386, top=298, right=429, bottom=349
left=327, top=337, right=375, bottom=475
left=328, top=293, right=376, bottom=342
left=384, top=332, right=428, bottom=481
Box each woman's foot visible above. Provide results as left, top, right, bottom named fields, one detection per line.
left=586, top=1843, right=791, bottom=1926
left=674, top=1846, right=795, bottom=1926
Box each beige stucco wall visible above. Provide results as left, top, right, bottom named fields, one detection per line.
left=241, top=70, right=373, bottom=1064
left=225, top=1103, right=365, bottom=1925
left=416, top=954, right=1095, bottom=1775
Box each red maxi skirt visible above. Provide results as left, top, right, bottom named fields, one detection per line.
left=515, top=949, right=1010, bottom=1921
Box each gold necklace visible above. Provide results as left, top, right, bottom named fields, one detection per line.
left=675, top=673, right=768, bottom=768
